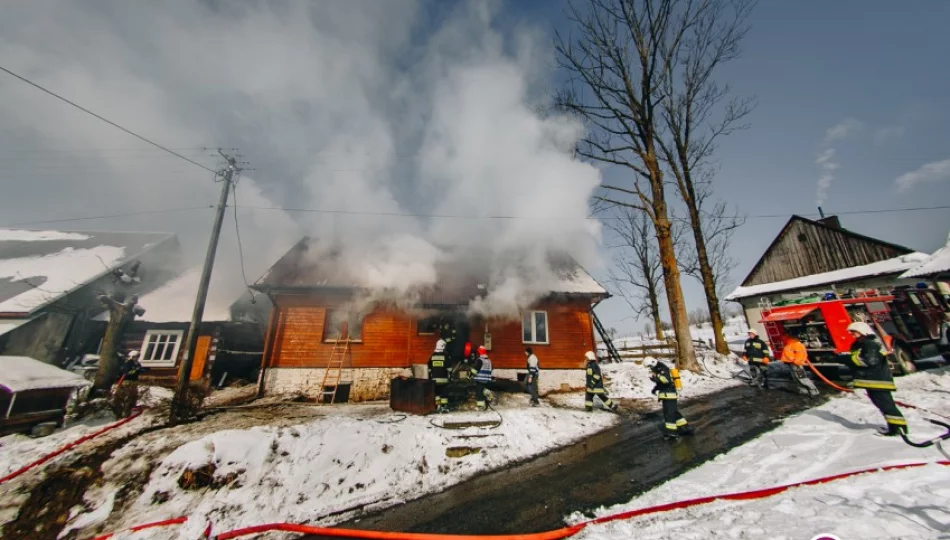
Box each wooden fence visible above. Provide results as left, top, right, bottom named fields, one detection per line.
left=613, top=337, right=714, bottom=360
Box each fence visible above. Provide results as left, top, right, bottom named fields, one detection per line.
left=613, top=337, right=715, bottom=360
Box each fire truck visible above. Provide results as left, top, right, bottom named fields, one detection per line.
left=759, top=285, right=949, bottom=379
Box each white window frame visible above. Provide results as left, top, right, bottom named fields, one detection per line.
left=139, top=330, right=184, bottom=367
left=322, top=309, right=365, bottom=343
left=522, top=310, right=550, bottom=345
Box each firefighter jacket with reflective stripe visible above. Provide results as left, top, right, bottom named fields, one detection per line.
left=526, top=354, right=540, bottom=376
left=586, top=359, right=605, bottom=393
left=780, top=339, right=808, bottom=366
left=743, top=337, right=771, bottom=361
left=650, top=363, right=678, bottom=400
left=472, top=356, right=492, bottom=383
left=428, top=352, right=449, bottom=384
left=847, top=335, right=895, bottom=391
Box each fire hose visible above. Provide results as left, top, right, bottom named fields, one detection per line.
left=92, top=460, right=950, bottom=540
left=0, top=406, right=145, bottom=486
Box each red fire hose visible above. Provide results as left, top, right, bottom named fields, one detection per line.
left=91, top=460, right=950, bottom=540
left=0, top=407, right=144, bottom=486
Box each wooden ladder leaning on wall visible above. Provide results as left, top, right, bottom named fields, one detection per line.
left=321, top=322, right=352, bottom=405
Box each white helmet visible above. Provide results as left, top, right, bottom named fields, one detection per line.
left=127, top=350, right=140, bottom=359
left=434, top=339, right=447, bottom=353
left=643, top=358, right=658, bottom=370
left=584, top=351, right=597, bottom=361
left=846, top=321, right=874, bottom=337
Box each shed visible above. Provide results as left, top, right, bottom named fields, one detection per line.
left=900, top=229, right=950, bottom=299
left=0, top=355, right=91, bottom=435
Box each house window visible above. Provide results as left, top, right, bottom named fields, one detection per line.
left=417, top=315, right=440, bottom=335
left=324, top=309, right=364, bottom=342
left=139, top=330, right=184, bottom=367
left=522, top=311, right=549, bottom=344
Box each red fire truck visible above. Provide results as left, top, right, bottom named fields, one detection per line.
left=759, top=285, right=949, bottom=379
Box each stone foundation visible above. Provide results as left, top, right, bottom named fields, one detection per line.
left=263, top=367, right=584, bottom=402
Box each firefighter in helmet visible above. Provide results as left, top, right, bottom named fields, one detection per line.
left=780, top=334, right=819, bottom=396
left=470, top=345, right=493, bottom=410
left=646, top=358, right=692, bottom=439
left=844, top=322, right=907, bottom=436
left=428, top=339, right=450, bottom=413
left=584, top=351, right=617, bottom=412
left=742, top=329, right=771, bottom=387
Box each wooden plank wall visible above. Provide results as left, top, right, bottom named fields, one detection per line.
left=485, top=299, right=591, bottom=369
left=745, top=220, right=909, bottom=286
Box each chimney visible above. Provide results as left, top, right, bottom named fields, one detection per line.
left=818, top=215, right=842, bottom=229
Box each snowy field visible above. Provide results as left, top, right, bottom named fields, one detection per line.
left=573, top=367, right=950, bottom=540
left=51, top=393, right=617, bottom=538
left=599, top=354, right=743, bottom=401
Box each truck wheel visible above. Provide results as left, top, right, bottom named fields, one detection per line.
left=893, top=346, right=917, bottom=375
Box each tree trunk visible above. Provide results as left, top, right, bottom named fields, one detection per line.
left=648, top=281, right=664, bottom=341
left=684, top=199, right=730, bottom=354
left=94, top=308, right=127, bottom=390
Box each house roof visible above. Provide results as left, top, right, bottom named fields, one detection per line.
left=0, top=355, right=92, bottom=393
left=739, top=215, right=914, bottom=287
left=123, top=267, right=235, bottom=323
left=900, top=231, right=950, bottom=279
left=726, top=252, right=929, bottom=301
left=253, top=237, right=607, bottom=303
left=0, top=228, right=177, bottom=316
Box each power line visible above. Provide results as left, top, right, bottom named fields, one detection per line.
left=0, top=206, right=214, bottom=227
left=0, top=64, right=217, bottom=174
left=230, top=179, right=255, bottom=295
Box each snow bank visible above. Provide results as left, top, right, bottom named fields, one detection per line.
left=0, top=229, right=91, bottom=242
left=901, top=232, right=950, bottom=278
left=600, top=355, right=742, bottom=401
left=85, top=398, right=618, bottom=537
left=0, top=355, right=92, bottom=392
left=574, top=368, right=950, bottom=539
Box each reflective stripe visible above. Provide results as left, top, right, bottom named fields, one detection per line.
left=587, top=368, right=593, bottom=375
left=850, top=349, right=868, bottom=368
left=431, top=360, right=444, bottom=367
left=657, top=392, right=678, bottom=399
left=658, top=375, right=669, bottom=384
left=584, top=400, right=594, bottom=406
left=587, top=387, right=606, bottom=394
left=854, top=379, right=896, bottom=390
left=885, top=415, right=907, bottom=426
left=602, top=399, right=614, bottom=407
left=432, top=378, right=449, bottom=384
left=665, top=423, right=678, bottom=430
left=675, top=418, right=688, bottom=427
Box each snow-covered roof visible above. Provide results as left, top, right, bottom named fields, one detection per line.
left=900, top=233, right=950, bottom=278
left=0, top=356, right=92, bottom=393
left=132, top=268, right=233, bottom=323
left=0, top=228, right=176, bottom=315
left=0, top=317, right=35, bottom=337
left=726, top=252, right=930, bottom=301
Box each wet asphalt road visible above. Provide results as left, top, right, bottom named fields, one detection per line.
left=305, top=384, right=821, bottom=538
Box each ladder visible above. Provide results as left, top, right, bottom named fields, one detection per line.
left=321, top=336, right=351, bottom=404
left=592, top=311, right=622, bottom=363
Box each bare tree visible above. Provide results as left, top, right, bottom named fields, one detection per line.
left=606, top=208, right=667, bottom=341
left=556, top=0, right=712, bottom=370
left=654, top=0, right=755, bottom=354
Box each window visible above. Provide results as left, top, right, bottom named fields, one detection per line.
left=417, top=315, right=440, bottom=335
left=324, top=309, right=364, bottom=342
left=139, top=330, right=184, bottom=367
left=522, top=311, right=548, bottom=344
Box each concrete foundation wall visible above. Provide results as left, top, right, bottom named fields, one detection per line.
left=490, top=368, right=585, bottom=394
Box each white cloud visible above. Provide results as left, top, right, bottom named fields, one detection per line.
left=895, top=158, right=950, bottom=192
left=874, top=126, right=906, bottom=144
left=823, top=117, right=864, bottom=144
left=814, top=148, right=841, bottom=206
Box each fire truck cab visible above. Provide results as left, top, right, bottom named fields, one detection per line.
left=759, top=285, right=949, bottom=380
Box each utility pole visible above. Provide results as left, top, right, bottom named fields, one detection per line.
left=171, top=149, right=239, bottom=422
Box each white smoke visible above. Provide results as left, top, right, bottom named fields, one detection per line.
left=0, top=0, right=602, bottom=319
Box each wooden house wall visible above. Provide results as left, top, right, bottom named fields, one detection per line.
left=265, top=294, right=595, bottom=371
left=744, top=219, right=910, bottom=287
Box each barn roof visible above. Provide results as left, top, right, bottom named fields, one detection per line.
left=900, top=231, right=950, bottom=278
left=0, top=355, right=91, bottom=393
left=253, top=237, right=607, bottom=303
left=726, top=252, right=928, bottom=301
left=739, top=215, right=914, bottom=288
left=0, top=229, right=178, bottom=316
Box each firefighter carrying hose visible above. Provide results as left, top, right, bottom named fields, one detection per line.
left=470, top=345, right=493, bottom=410
left=843, top=322, right=907, bottom=436
left=428, top=339, right=450, bottom=413
left=646, top=359, right=692, bottom=439
left=742, top=329, right=771, bottom=388
left=584, top=351, right=617, bottom=412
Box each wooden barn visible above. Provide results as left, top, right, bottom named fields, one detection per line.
left=252, top=238, right=609, bottom=402
left=726, top=215, right=930, bottom=336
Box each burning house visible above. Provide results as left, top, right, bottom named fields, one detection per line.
left=252, top=238, right=609, bottom=402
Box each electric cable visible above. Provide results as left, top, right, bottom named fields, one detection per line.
left=1, top=205, right=214, bottom=227
left=230, top=181, right=256, bottom=301
left=0, top=64, right=216, bottom=174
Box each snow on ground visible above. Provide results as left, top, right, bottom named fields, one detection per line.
left=63, top=393, right=619, bottom=538
left=599, top=355, right=742, bottom=401
left=573, top=368, right=950, bottom=540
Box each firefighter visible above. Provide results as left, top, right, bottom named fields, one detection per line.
left=120, top=350, right=145, bottom=381
left=471, top=345, right=493, bottom=410
left=645, top=358, right=692, bottom=439
left=525, top=347, right=540, bottom=406
left=584, top=351, right=617, bottom=412
left=428, top=339, right=450, bottom=413
left=742, top=329, right=771, bottom=387
left=780, top=334, right=819, bottom=396
left=844, top=322, right=907, bottom=436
